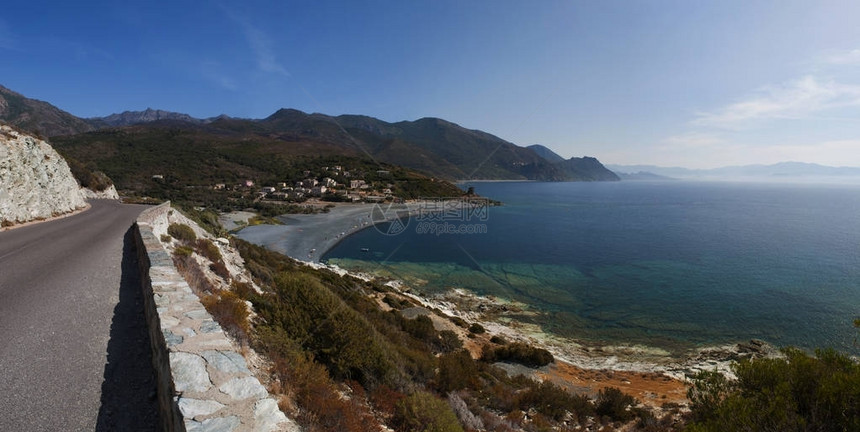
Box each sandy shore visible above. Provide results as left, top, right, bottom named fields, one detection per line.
left=234, top=202, right=418, bottom=262
left=218, top=210, right=258, bottom=232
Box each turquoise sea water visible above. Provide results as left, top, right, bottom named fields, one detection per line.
left=322, top=181, right=860, bottom=356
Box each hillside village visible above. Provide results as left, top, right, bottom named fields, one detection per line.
left=151, top=164, right=403, bottom=210
left=251, top=165, right=397, bottom=203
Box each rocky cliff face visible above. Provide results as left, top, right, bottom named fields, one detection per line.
left=0, top=125, right=87, bottom=226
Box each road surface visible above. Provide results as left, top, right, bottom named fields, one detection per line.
left=0, top=200, right=160, bottom=431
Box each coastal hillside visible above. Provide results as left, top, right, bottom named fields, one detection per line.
left=0, top=85, right=95, bottom=137
left=555, top=156, right=621, bottom=181
left=0, top=124, right=87, bottom=226
left=50, top=124, right=465, bottom=209
left=333, top=114, right=567, bottom=180
left=526, top=144, right=566, bottom=163
left=530, top=144, right=621, bottom=181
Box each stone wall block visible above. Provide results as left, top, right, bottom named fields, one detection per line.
left=134, top=202, right=294, bottom=432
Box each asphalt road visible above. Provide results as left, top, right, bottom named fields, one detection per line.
left=0, top=200, right=159, bottom=431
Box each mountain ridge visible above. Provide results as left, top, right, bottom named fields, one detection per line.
left=528, top=144, right=620, bottom=181
left=88, top=108, right=211, bottom=127
left=527, top=144, right=566, bottom=163
left=83, top=107, right=617, bottom=181
left=2, top=83, right=618, bottom=182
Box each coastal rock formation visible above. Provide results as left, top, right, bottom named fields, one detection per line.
left=0, top=124, right=87, bottom=226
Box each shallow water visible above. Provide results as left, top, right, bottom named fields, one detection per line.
left=322, top=181, right=860, bottom=356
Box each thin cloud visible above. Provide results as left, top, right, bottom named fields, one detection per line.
left=0, top=19, right=18, bottom=50
left=693, top=76, right=860, bottom=129
left=43, top=37, right=112, bottom=61
left=242, top=22, right=290, bottom=76
left=201, top=62, right=238, bottom=91
left=662, top=132, right=723, bottom=149
left=221, top=6, right=290, bottom=77
left=823, top=48, right=860, bottom=65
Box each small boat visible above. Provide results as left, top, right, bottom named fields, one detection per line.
left=360, top=247, right=370, bottom=252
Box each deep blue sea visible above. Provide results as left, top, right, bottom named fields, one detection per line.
left=323, top=181, right=860, bottom=356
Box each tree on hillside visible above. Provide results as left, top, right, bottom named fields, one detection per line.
left=686, top=347, right=860, bottom=431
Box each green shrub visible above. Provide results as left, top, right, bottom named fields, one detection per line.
left=687, top=370, right=731, bottom=423
left=258, top=327, right=381, bottom=432
left=383, top=294, right=412, bottom=309
left=686, top=347, right=860, bottom=431
left=595, top=386, right=636, bottom=422
left=449, top=316, right=468, bottom=328
left=195, top=238, right=222, bottom=262
left=489, top=335, right=507, bottom=345
left=468, top=323, right=485, bottom=334
left=63, top=155, right=113, bottom=191
left=518, top=381, right=594, bottom=422
left=392, top=391, right=464, bottom=432
left=401, top=314, right=437, bottom=343
left=167, top=223, right=196, bottom=243
left=201, top=290, right=250, bottom=344
left=255, top=273, right=397, bottom=387
left=481, top=342, right=554, bottom=368
left=182, top=206, right=227, bottom=237
left=436, top=330, right=462, bottom=353
left=437, top=350, right=479, bottom=393
left=174, top=245, right=193, bottom=257
left=160, top=234, right=172, bottom=243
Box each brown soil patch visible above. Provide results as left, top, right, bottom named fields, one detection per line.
left=537, top=361, right=688, bottom=408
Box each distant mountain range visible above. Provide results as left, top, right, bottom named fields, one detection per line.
left=607, top=163, right=860, bottom=180
left=0, top=84, right=618, bottom=182
left=614, top=171, right=675, bottom=181
left=88, top=108, right=210, bottom=127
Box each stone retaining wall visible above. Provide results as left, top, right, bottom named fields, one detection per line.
left=134, top=202, right=295, bottom=432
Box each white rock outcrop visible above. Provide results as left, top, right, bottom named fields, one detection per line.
left=0, top=124, right=87, bottom=225
left=82, top=184, right=120, bottom=200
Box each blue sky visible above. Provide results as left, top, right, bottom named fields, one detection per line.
left=2, top=0, right=860, bottom=168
